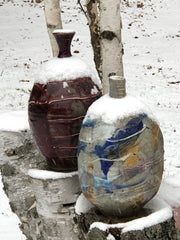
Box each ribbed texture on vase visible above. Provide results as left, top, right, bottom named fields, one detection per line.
left=28, top=77, right=101, bottom=171
left=109, top=75, right=126, bottom=99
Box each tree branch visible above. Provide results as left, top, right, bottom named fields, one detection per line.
left=77, top=0, right=88, bottom=18
left=86, top=0, right=102, bottom=80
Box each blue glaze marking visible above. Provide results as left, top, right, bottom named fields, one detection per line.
left=93, top=175, right=146, bottom=191
left=81, top=183, right=88, bottom=192
left=93, top=176, right=113, bottom=188
left=78, top=114, right=148, bottom=195
left=82, top=117, right=96, bottom=128
left=105, top=189, right=114, bottom=194
left=94, top=114, right=147, bottom=178
left=94, top=145, right=115, bottom=177
left=77, top=117, right=96, bottom=156
left=115, top=177, right=146, bottom=189
left=77, top=140, right=87, bottom=156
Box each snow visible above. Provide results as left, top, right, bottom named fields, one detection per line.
left=157, top=176, right=180, bottom=208
left=28, top=169, right=78, bottom=180
left=0, top=111, right=29, bottom=131
left=91, top=85, right=99, bottom=95
left=35, top=56, right=101, bottom=88
left=0, top=0, right=180, bottom=238
left=107, top=234, right=116, bottom=240
left=75, top=193, right=93, bottom=215
left=0, top=176, right=26, bottom=240
left=85, top=94, right=156, bottom=124
left=53, top=29, right=74, bottom=34
left=63, top=81, right=68, bottom=88
left=75, top=193, right=173, bottom=233
left=90, top=197, right=172, bottom=233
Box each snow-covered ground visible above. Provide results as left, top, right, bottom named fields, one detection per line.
left=0, top=0, right=180, bottom=238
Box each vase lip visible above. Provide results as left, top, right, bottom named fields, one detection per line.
left=53, top=29, right=75, bottom=35
left=109, top=75, right=126, bottom=99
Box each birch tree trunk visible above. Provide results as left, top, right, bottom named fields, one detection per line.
left=99, top=0, right=124, bottom=93
left=86, top=0, right=124, bottom=94
left=44, top=0, right=62, bottom=57
left=86, top=0, right=102, bottom=80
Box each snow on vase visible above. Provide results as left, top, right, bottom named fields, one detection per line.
left=78, top=76, right=164, bottom=217
left=28, top=29, right=102, bottom=171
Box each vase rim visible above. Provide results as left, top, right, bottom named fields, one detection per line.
left=53, top=29, right=75, bottom=34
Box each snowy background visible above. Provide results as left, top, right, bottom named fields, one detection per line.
left=0, top=0, right=180, bottom=239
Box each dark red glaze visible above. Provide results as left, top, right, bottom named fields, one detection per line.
left=53, top=30, right=75, bottom=58
left=28, top=77, right=102, bottom=171
left=28, top=29, right=102, bottom=171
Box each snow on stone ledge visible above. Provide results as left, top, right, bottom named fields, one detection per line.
left=85, top=94, right=157, bottom=125
left=35, top=56, right=102, bottom=89
left=75, top=193, right=94, bottom=215
left=89, top=197, right=173, bottom=233
left=107, top=234, right=116, bottom=240
left=28, top=169, right=78, bottom=180
left=157, top=175, right=180, bottom=208
left=0, top=111, right=29, bottom=131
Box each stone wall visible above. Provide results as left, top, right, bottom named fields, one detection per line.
left=0, top=130, right=178, bottom=240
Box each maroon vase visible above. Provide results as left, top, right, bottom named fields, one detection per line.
left=28, top=29, right=102, bottom=171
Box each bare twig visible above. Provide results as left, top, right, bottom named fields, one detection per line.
left=168, top=81, right=180, bottom=84
left=77, top=0, right=88, bottom=18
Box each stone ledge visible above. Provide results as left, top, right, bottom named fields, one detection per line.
left=75, top=194, right=177, bottom=240
left=0, top=130, right=179, bottom=240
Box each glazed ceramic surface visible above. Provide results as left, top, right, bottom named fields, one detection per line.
left=78, top=111, right=164, bottom=217
left=28, top=30, right=102, bottom=171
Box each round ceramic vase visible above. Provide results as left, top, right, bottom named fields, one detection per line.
left=78, top=76, right=164, bottom=217
left=28, top=29, right=102, bottom=171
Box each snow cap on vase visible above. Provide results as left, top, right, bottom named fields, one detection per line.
left=28, top=29, right=102, bottom=171
left=78, top=75, right=164, bottom=217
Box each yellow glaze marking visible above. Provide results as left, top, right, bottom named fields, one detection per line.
left=123, top=139, right=139, bottom=167
left=85, top=189, right=97, bottom=202
left=86, top=162, right=97, bottom=202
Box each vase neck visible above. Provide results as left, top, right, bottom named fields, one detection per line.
left=109, top=76, right=126, bottom=98
left=53, top=29, right=75, bottom=58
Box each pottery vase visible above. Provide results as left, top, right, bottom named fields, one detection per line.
left=28, top=29, right=102, bottom=171
left=78, top=76, right=164, bottom=217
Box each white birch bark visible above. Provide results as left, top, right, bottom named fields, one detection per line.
left=29, top=169, right=80, bottom=239
left=99, top=0, right=124, bottom=94
left=44, top=0, right=62, bottom=57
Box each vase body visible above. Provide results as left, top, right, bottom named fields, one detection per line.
left=78, top=78, right=164, bottom=217
left=28, top=30, right=102, bottom=171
